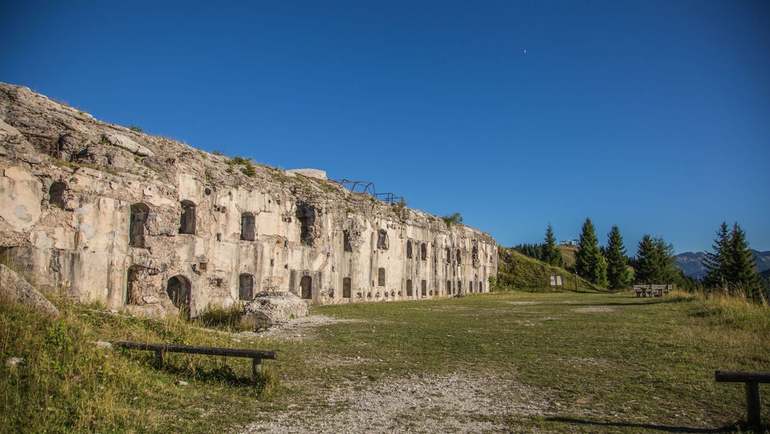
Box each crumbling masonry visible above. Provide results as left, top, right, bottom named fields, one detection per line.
left=0, top=83, right=497, bottom=318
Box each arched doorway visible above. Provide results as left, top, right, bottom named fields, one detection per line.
left=166, top=275, right=191, bottom=319
left=300, top=275, right=312, bottom=299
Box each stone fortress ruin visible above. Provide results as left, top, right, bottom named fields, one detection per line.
left=0, top=83, right=497, bottom=318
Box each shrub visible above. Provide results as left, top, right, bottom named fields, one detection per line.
left=195, top=303, right=251, bottom=332
left=228, top=156, right=257, bottom=177
left=441, top=212, right=463, bottom=227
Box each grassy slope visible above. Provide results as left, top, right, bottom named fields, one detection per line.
left=0, top=299, right=278, bottom=433
left=558, top=245, right=578, bottom=269
left=496, top=247, right=600, bottom=291
left=3, top=290, right=770, bottom=432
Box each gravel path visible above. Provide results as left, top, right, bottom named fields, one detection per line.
left=241, top=371, right=555, bottom=433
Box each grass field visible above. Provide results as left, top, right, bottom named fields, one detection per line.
left=2, top=290, right=769, bottom=433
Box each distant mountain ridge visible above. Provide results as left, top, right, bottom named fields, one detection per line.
left=675, top=250, right=770, bottom=279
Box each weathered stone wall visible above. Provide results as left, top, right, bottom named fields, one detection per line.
left=0, top=83, right=497, bottom=317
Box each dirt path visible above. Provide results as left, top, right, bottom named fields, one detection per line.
left=241, top=370, right=556, bottom=433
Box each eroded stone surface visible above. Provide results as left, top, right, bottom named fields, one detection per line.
left=244, top=292, right=309, bottom=329
left=0, top=264, right=59, bottom=317
left=0, top=82, right=497, bottom=318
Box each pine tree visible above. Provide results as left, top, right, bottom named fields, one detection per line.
left=652, top=237, right=678, bottom=283
left=635, top=235, right=677, bottom=284
left=606, top=225, right=629, bottom=290
left=702, top=222, right=731, bottom=289
left=594, top=254, right=609, bottom=288
left=634, top=235, right=657, bottom=283
left=575, top=218, right=607, bottom=286
left=726, top=223, right=760, bottom=298
left=542, top=224, right=563, bottom=266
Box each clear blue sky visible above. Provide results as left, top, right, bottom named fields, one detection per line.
left=2, top=0, right=769, bottom=253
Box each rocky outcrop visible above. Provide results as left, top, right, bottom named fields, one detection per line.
left=244, top=292, right=309, bottom=330
left=0, top=264, right=59, bottom=317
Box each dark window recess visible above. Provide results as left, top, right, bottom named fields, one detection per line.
left=239, top=273, right=254, bottom=300
left=470, top=281, right=474, bottom=292
left=49, top=181, right=67, bottom=209
left=241, top=212, right=256, bottom=241
left=421, top=280, right=427, bottom=296
left=300, top=275, right=312, bottom=299
left=179, top=200, right=196, bottom=234
left=377, top=267, right=386, bottom=286
left=377, top=230, right=389, bottom=250
left=447, top=280, right=452, bottom=293
left=126, top=265, right=143, bottom=305
left=406, top=279, right=413, bottom=296
left=166, top=275, right=191, bottom=320
left=457, top=280, right=462, bottom=292
left=343, top=277, right=352, bottom=298
left=420, top=243, right=427, bottom=261
left=296, top=202, right=317, bottom=246
left=129, top=203, right=149, bottom=248
left=457, top=249, right=462, bottom=264
left=406, top=241, right=413, bottom=258
left=343, top=230, right=353, bottom=252
left=445, top=248, right=451, bottom=264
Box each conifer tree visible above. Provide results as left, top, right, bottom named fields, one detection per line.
left=606, top=225, right=629, bottom=290
left=594, top=254, right=609, bottom=288
left=575, top=218, right=607, bottom=286
left=542, top=224, right=563, bottom=266
left=652, top=237, right=678, bottom=283
left=702, top=222, right=731, bottom=289
left=634, top=235, right=657, bottom=284
left=635, top=235, right=677, bottom=284
left=726, top=223, right=760, bottom=298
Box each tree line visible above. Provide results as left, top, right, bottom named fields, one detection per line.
left=513, top=219, right=766, bottom=302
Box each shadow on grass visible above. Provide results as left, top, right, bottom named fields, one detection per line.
left=547, top=416, right=742, bottom=433
left=122, top=350, right=266, bottom=389
left=160, top=361, right=256, bottom=387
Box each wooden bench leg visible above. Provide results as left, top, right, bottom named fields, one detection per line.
left=746, top=381, right=761, bottom=430
left=155, top=349, right=164, bottom=368
left=252, top=357, right=262, bottom=380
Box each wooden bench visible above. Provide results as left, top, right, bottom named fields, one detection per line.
left=633, top=284, right=674, bottom=298
left=113, top=341, right=277, bottom=380
left=715, top=370, right=770, bottom=429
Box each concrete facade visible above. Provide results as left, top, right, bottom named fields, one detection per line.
left=0, top=83, right=497, bottom=318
